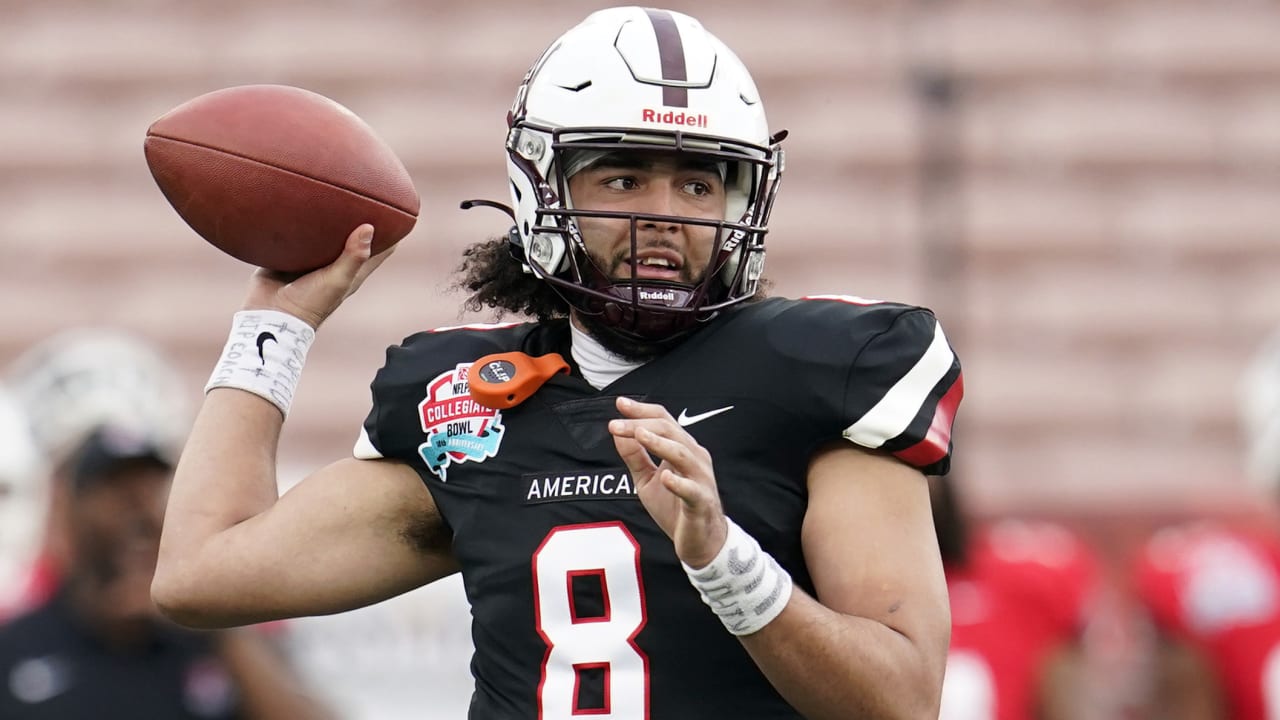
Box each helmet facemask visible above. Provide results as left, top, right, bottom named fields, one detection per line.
left=509, top=127, right=780, bottom=349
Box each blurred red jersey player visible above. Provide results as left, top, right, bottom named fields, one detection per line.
left=932, top=476, right=1101, bottom=720
left=1130, top=326, right=1280, bottom=720
left=1134, top=522, right=1280, bottom=720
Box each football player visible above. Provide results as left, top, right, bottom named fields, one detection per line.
left=932, top=476, right=1102, bottom=720
left=152, top=7, right=965, bottom=718
left=1130, top=327, right=1280, bottom=720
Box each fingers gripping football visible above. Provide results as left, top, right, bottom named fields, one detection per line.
left=243, top=224, right=394, bottom=329
left=608, top=397, right=728, bottom=569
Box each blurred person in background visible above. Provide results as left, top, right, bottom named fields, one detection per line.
left=0, top=386, right=51, bottom=623
left=151, top=6, right=963, bottom=719
left=932, top=475, right=1102, bottom=720
left=1, top=328, right=332, bottom=719
left=0, top=425, right=333, bottom=719
left=1129, top=326, right=1280, bottom=720
left=4, top=326, right=195, bottom=595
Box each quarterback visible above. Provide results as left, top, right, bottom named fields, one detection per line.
left=153, top=7, right=964, bottom=719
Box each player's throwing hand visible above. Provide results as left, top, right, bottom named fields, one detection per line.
left=608, top=396, right=729, bottom=569
left=243, top=224, right=392, bottom=330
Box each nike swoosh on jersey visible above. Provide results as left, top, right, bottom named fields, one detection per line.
left=676, top=405, right=735, bottom=427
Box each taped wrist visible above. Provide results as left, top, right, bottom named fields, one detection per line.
left=682, top=517, right=794, bottom=636
left=205, top=310, right=315, bottom=417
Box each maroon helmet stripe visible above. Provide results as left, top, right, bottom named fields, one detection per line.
left=644, top=9, right=689, bottom=108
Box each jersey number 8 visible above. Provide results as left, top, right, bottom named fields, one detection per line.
left=533, top=523, right=650, bottom=718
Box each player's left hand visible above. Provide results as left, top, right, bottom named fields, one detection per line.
left=608, top=397, right=728, bottom=569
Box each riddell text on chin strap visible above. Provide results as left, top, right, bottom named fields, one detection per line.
left=468, top=352, right=570, bottom=410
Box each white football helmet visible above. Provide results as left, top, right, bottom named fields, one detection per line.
left=1241, top=325, right=1280, bottom=491
left=504, top=6, right=785, bottom=342
left=5, top=328, right=191, bottom=467
left=0, top=384, right=48, bottom=616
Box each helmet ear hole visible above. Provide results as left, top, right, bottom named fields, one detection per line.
left=505, top=226, right=528, bottom=268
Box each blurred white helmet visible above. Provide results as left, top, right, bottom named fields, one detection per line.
left=5, top=328, right=191, bottom=467
left=504, top=6, right=784, bottom=343
left=0, top=384, right=49, bottom=615
left=1240, top=326, right=1280, bottom=490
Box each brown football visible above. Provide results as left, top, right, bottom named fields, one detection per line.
left=144, top=84, right=419, bottom=273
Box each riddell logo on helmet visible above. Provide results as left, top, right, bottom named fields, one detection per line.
left=639, top=289, right=677, bottom=302
left=641, top=109, right=708, bottom=128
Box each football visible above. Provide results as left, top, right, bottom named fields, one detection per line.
left=144, top=84, right=419, bottom=273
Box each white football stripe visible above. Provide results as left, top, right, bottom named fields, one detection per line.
left=844, top=320, right=954, bottom=449
left=802, top=294, right=884, bottom=306
left=352, top=426, right=384, bottom=460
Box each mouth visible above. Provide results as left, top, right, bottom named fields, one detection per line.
left=620, top=249, right=684, bottom=281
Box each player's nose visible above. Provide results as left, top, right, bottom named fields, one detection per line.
left=635, top=185, right=682, bottom=231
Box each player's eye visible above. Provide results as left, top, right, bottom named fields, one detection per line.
left=603, top=176, right=639, bottom=191
left=683, top=180, right=715, bottom=197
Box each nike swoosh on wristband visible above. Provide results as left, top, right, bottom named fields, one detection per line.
left=256, top=331, right=277, bottom=364
left=677, top=405, right=735, bottom=427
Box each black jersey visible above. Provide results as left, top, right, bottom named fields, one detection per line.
left=358, top=296, right=962, bottom=719
left=0, top=593, right=241, bottom=719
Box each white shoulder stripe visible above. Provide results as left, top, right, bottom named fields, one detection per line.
left=352, top=426, right=384, bottom=460
left=843, top=320, right=954, bottom=449
left=428, top=321, right=521, bottom=333
left=802, top=294, right=884, bottom=305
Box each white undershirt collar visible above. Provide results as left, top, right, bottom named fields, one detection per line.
left=570, top=319, right=645, bottom=390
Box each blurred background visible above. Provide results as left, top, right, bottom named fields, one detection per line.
left=2, top=0, right=1278, bottom=717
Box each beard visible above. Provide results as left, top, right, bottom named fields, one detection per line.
left=567, top=237, right=722, bottom=360
left=574, top=308, right=685, bottom=362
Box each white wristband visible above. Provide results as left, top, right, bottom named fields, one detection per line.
left=682, top=517, right=794, bottom=636
left=205, top=310, right=315, bottom=417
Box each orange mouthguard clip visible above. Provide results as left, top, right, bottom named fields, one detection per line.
left=468, top=352, right=570, bottom=410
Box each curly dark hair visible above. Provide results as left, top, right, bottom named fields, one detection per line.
left=453, top=236, right=569, bottom=321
